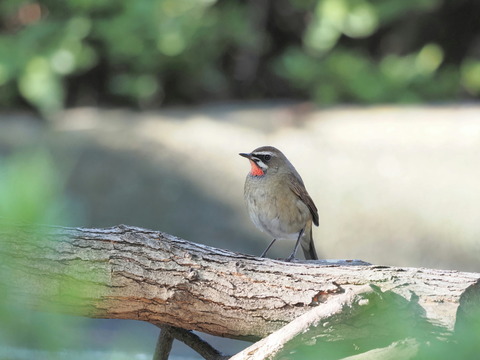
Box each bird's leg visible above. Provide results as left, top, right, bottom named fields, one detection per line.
left=260, top=238, right=277, bottom=258
left=286, top=228, right=305, bottom=262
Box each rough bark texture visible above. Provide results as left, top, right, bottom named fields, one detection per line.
left=1, top=224, right=479, bottom=342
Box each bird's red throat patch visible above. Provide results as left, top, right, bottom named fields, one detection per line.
left=249, top=160, right=265, bottom=176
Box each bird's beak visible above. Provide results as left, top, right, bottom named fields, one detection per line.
left=239, top=153, right=252, bottom=159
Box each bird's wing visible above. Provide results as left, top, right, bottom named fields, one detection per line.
left=287, top=173, right=319, bottom=226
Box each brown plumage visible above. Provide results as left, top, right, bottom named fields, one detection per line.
left=240, top=146, right=319, bottom=260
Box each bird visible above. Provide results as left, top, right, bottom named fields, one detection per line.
left=239, top=146, right=319, bottom=261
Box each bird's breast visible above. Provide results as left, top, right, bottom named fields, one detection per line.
left=244, top=176, right=310, bottom=240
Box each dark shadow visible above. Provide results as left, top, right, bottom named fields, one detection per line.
left=50, top=136, right=259, bottom=254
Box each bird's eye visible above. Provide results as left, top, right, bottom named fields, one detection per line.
left=263, top=154, right=271, bottom=162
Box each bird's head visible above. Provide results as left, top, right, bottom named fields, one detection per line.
left=239, top=146, right=287, bottom=176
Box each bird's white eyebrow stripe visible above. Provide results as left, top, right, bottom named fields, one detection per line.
left=252, top=151, right=275, bottom=156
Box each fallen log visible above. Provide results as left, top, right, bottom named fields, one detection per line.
left=1, top=224, right=479, bottom=358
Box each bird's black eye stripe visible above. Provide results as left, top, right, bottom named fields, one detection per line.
left=254, top=154, right=271, bottom=162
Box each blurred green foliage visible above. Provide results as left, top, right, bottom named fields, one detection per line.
left=279, top=290, right=480, bottom=360
left=0, top=150, right=69, bottom=224
left=0, top=0, right=479, bottom=115
left=0, top=150, right=86, bottom=355
left=0, top=149, right=162, bottom=359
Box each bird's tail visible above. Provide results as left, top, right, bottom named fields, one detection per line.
left=301, top=224, right=318, bottom=260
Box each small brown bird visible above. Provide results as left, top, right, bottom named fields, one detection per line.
left=240, top=146, right=319, bottom=260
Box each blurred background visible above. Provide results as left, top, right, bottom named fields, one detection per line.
left=1, top=0, right=480, bottom=359
left=1, top=0, right=480, bottom=113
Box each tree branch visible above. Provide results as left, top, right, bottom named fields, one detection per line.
left=161, top=326, right=229, bottom=360
left=153, top=326, right=174, bottom=360
left=230, top=285, right=379, bottom=360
